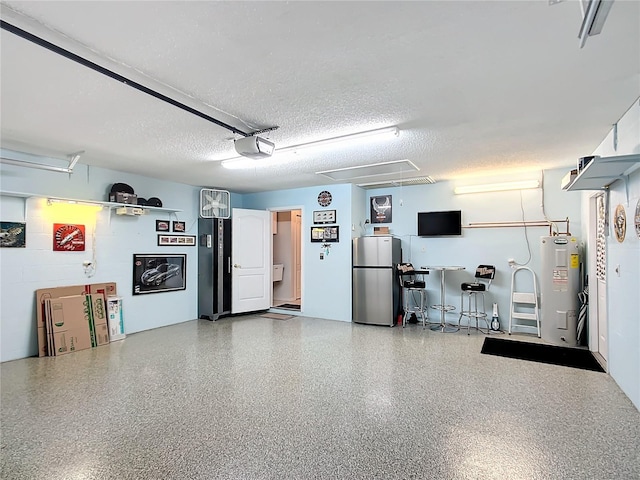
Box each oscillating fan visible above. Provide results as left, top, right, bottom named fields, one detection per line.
left=200, top=189, right=231, bottom=219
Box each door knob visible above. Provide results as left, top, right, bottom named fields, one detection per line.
left=233, top=264, right=241, bottom=268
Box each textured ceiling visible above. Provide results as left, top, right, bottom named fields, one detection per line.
left=1, top=1, right=638, bottom=193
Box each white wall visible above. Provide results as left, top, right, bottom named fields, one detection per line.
left=242, top=184, right=354, bottom=322
left=588, top=100, right=640, bottom=409
left=0, top=154, right=200, bottom=362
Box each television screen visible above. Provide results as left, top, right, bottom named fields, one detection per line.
left=417, top=210, right=462, bottom=236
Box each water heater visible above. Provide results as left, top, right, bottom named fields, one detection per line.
left=540, top=236, right=581, bottom=346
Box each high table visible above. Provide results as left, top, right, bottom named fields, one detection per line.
left=422, top=266, right=465, bottom=332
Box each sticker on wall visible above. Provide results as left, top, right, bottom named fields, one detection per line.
left=635, top=199, right=640, bottom=239
left=0, top=221, right=26, bottom=248
left=53, top=224, right=85, bottom=251
left=370, top=195, right=392, bottom=223
left=613, top=204, right=626, bottom=243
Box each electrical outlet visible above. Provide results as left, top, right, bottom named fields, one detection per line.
left=421, top=246, right=426, bottom=253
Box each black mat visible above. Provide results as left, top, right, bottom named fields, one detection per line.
left=276, top=303, right=300, bottom=310
left=481, top=337, right=605, bottom=372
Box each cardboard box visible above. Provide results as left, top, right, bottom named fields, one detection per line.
left=374, top=226, right=390, bottom=235
left=89, top=294, right=110, bottom=346
left=36, top=285, right=87, bottom=357
left=47, top=295, right=92, bottom=356
left=36, top=282, right=117, bottom=356
left=94, top=323, right=110, bottom=346
left=107, top=296, right=126, bottom=341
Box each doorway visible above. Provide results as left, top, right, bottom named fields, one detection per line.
left=271, top=209, right=302, bottom=311
left=588, top=193, right=608, bottom=367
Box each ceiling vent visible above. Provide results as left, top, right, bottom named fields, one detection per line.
left=316, top=159, right=419, bottom=182
left=356, top=176, right=436, bottom=189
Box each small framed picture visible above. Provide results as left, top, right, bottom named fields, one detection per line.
left=156, top=220, right=170, bottom=232
left=172, top=221, right=186, bottom=233
left=310, top=226, right=339, bottom=243
left=313, top=209, right=337, bottom=224
left=0, top=221, right=26, bottom=248
left=158, top=234, right=196, bottom=246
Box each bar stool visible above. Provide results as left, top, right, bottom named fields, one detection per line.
left=397, top=264, right=429, bottom=328
left=457, top=265, right=495, bottom=334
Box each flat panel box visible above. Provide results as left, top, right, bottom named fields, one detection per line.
left=106, top=296, right=126, bottom=341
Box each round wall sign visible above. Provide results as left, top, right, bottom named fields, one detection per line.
left=317, top=190, right=332, bottom=207
left=613, top=204, right=626, bottom=243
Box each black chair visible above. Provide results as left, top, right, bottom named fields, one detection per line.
left=457, top=265, right=495, bottom=334
left=397, top=263, right=428, bottom=328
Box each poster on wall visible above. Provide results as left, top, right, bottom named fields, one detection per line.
left=0, top=221, right=26, bottom=248
left=132, top=254, right=186, bottom=295
left=53, top=224, right=85, bottom=251
left=370, top=195, right=392, bottom=223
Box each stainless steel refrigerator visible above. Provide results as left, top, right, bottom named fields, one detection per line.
left=352, top=236, right=401, bottom=326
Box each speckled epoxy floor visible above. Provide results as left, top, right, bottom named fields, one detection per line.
left=1, top=315, right=639, bottom=479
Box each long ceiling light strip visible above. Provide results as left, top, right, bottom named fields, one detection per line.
left=0, top=20, right=252, bottom=137
left=454, top=180, right=540, bottom=195
left=221, top=126, right=400, bottom=169
left=278, top=126, right=399, bottom=155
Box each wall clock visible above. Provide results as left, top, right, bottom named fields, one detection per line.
left=317, top=190, right=332, bottom=207
left=53, top=224, right=85, bottom=251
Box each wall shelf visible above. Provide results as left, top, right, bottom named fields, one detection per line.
left=0, top=190, right=182, bottom=213
left=563, top=154, right=639, bottom=191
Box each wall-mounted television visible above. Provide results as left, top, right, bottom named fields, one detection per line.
left=417, top=210, right=462, bottom=237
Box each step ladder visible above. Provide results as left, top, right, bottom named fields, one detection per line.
left=508, top=266, right=540, bottom=337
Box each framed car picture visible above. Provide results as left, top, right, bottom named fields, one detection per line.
left=172, top=221, right=186, bottom=233
left=156, top=220, right=170, bottom=232
left=132, top=254, right=186, bottom=295
left=158, top=234, right=196, bottom=246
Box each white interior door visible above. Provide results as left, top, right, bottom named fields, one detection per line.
left=294, top=210, right=302, bottom=299
left=231, top=208, right=271, bottom=314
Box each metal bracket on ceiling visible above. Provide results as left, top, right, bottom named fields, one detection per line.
left=0, top=19, right=276, bottom=139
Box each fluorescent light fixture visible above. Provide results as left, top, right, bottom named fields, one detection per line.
left=47, top=198, right=104, bottom=208
left=280, top=126, right=399, bottom=155
left=454, top=180, right=540, bottom=195
left=221, top=126, right=399, bottom=169
left=578, top=0, right=614, bottom=48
